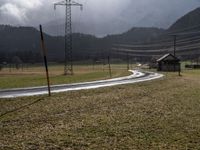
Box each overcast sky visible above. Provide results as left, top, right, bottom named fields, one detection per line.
left=0, top=0, right=200, bottom=28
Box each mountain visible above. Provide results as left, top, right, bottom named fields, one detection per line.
left=40, top=1, right=200, bottom=37
left=0, top=25, right=42, bottom=52
left=1, top=7, right=200, bottom=63
left=0, top=25, right=164, bottom=63
left=0, top=25, right=102, bottom=62
left=168, top=7, right=200, bottom=32
left=42, top=18, right=133, bottom=37
left=104, top=27, right=164, bottom=44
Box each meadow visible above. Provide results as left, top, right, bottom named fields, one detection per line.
left=0, top=67, right=200, bottom=149
left=0, top=63, right=130, bottom=89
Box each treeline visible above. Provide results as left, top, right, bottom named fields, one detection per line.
left=0, top=51, right=42, bottom=64
left=0, top=25, right=164, bottom=63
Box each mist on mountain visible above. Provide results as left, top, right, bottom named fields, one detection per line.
left=0, top=0, right=200, bottom=37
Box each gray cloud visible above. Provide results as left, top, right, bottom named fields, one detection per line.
left=0, top=0, right=199, bottom=35
left=0, top=0, right=43, bottom=25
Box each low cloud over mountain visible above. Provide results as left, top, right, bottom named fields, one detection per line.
left=0, top=0, right=200, bottom=36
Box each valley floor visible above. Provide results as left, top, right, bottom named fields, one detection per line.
left=0, top=69, right=200, bottom=149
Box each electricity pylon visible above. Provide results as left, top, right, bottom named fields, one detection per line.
left=54, top=0, right=83, bottom=75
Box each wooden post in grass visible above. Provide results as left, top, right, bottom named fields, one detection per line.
left=108, top=56, right=112, bottom=78
left=92, top=58, right=95, bottom=70
left=178, top=62, right=181, bottom=76
left=102, top=56, right=105, bottom=72
left=9, top=63, right=11, bottom=72
left=127, top=52, right=130, bottom=70
left=39, top=25, right=51, bottom=96
left=173, top=35, right=177, bottom=72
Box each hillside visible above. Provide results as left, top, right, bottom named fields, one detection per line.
left=0, top=25, right=163, bottom=63
left=0, top=25, right=42, bottom=52
left=168, top=7, right=200, bottom=32
left=0, top=25, right=101, bottom=62
left=104, top=27, right=164, bottom=44
left=1, top=6, right=200, bottom=63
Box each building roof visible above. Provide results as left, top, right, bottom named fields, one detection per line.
left=157, top=53, right=180, bottom=62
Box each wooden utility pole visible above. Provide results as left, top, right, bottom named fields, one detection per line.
left=108, top=56, right=112, bottom=78
left=174, top=35, right=176, bottom=57
left=102, top=54, right=105, bottom=72
left=39, top=25, right=51, bottom=96
left=173, top=35, right=177, bottom=72
left=127, top=52, right=130, bottom=70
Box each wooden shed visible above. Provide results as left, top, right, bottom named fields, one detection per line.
left=157, top=53, right=180, bottom=72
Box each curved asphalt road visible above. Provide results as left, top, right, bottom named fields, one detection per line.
left=0, top=70, right=163, bottom=98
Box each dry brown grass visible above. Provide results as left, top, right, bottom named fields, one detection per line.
left=0, top=64, right=130, bottom=89
left=0, top=70, right=200, bottom=149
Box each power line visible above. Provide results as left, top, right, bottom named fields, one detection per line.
left=114, top=35, right=200, bottom=49
left=113, top=43, right=200, bottom=53
left=115, top=50, right=200, bottom=57
left=169, top=31, right=200, bottom=36
left=113, top=36, right=200, bottom=52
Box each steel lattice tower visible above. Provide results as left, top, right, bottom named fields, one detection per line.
left=54, top=0, right=83, bottom=75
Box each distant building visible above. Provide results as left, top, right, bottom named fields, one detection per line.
left=185, top=64, right=200, bottom=69
left=157, top=53, right=180, bottom=72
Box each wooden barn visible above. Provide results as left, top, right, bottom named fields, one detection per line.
left=157, top=53, right=180, bottom=72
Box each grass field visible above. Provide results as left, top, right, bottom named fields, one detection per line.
left=0, top=69, right=200, bottom=149
left=0, top=64, right=130, bottom=89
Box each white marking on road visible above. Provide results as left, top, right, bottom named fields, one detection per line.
left=0, top=70, right=163, bottom=98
